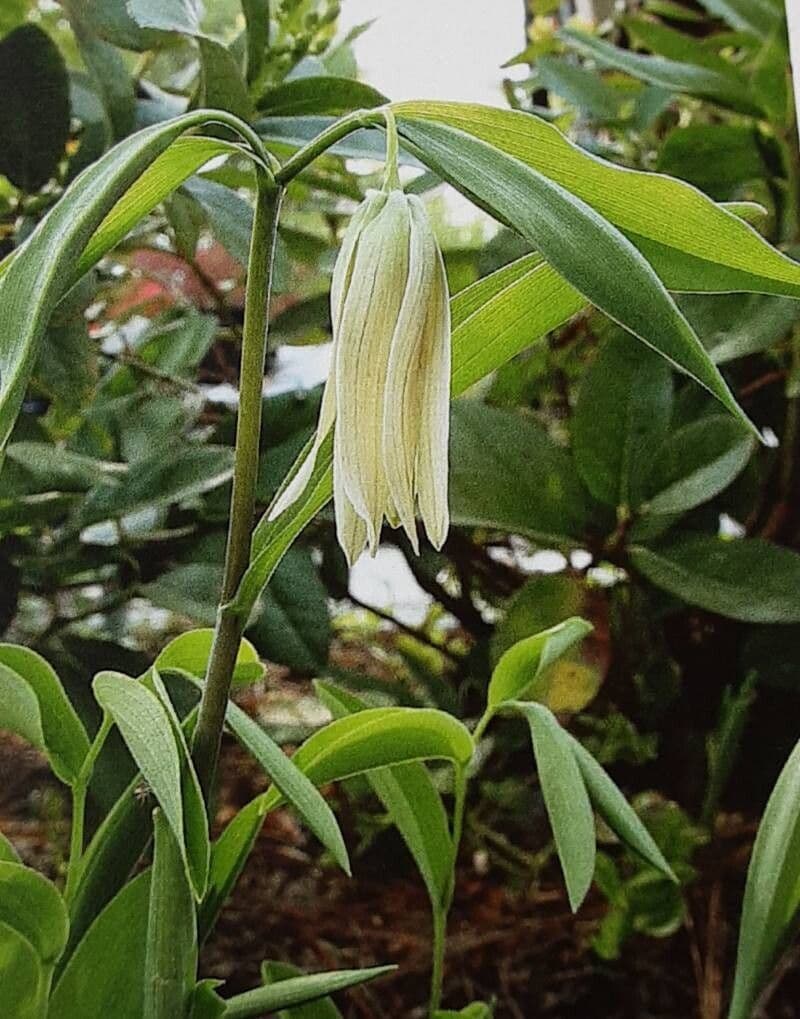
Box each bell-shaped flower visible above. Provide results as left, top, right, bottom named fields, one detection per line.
left=268, top=185, right=451, bottom=564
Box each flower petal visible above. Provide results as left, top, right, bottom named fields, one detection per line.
left=335, top=191, right=411, bottom=540
left=331, top=190, right=387, bottom=331
left=382, top=197, right=439, bottom=552
left=334, top=427, right=367, bottom=565
left=415, top=216, right=451, bottom=550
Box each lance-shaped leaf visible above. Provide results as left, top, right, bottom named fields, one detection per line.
left=200, top=707, right=472, bottom=939
left=391, top=113, right=753, bottom=435
left=0, top=109, right=260, bottom=451
left=513, top=702, right=596, bottom=912
left=93, top=671, right=208, bottom=899
left=729, top=737, right=800, bottom=1019
left=488, top=618, right=594, bottom=711
left=316, top=681, right=454, bottom=908
left=391, top=101, right=800, bottom=300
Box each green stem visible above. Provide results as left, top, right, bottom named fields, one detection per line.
left=429, top=766, right=469, bottom=1016
left=191, top=172, right=283, bottom=800
left=274, top=107, right=385, bottom=186
left=381, top=108, right=401, bottom=191
left=64, top=713, right=113, bottom=904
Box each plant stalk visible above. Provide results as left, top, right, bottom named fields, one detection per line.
left=429, top=766, right=469, bottom=1015
left=64, top=713, right=114, bottom=904
left=274, top=108, right=384, bottom=185
left=192, top=171, right=283, bottom=799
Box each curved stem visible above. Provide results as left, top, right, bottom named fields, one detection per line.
left=192, top=171, right=284, bottom=799
left=274, top=107, right=385, bottom=185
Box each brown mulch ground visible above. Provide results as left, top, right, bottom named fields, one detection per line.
left=2, top=726, right=799, bottom=1018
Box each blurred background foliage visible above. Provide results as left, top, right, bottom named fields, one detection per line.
left=0, top=0, right=799, bottom=998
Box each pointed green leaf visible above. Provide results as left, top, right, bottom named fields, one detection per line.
left=223, top=700, right=351, bottom=876
left=631, top=537, right=800, bottom=623
left=573, top=331, right=674, bottom=508
left=729, top=738, right=800, bottom=1019
left=513, top=702, right=595, bottom=911
left=565, top=735, right=676, bottom=880
left=488, top=618, right=594, bottom=710
left=391, top=101, right=800, bottom=301
left=222, top=967, right=395, bottom=1019
left=261, top=961, right=343, bottom=1019
left=93, top=671, right=207, bottom=898
left=316, top=681, right=454, bottom=907
left=643, top=415, right=754, bottom=515
left=392, top=112, right=753, bottom=435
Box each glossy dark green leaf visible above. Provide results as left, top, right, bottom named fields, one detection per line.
left=657, top=125, right=769, bottom=199
left=126, top=0, right=201, bottom=34
left=643, top=415, right=754, bottom=515
left=258, top=76, right=387, bottom=116
left=197, top=37, right=252, bottom=120
left=631, top=537, right=800, bottom=623
left=729, top=738, right=800, bottom=1019
left=449, top=400, right=591, bottom=543
left=573, top=330, right=674, bottom=508
left=248, top=547, right=331, bottom=673
left=488, top=618, right=593, bottom=710
left=73, top=445, right=234, bottom=530
left=680, top=291, right=799, bottom=364
left=142, top=563, right=222, bottom=627
left=5, top=443, right=122, bottom=494
left=51, top=872, right=151, bottom=1017
left=65, top=1, right=135, bottom=140
left=0, top=644, right=89, bottom=784
left=144, top=810, right=197, bottom=1019
left=181, top=176, right=253, bottom=264
left=514, top=702, right=596, bottom=911
left=316, top=681, right=454, bottom=907
left=0, top=24, right=70, bottom=191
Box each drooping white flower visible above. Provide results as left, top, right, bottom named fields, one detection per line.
left=268, top=172, right=451, bottom=564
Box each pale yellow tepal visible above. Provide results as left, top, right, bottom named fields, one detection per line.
left=268, top=184, right=451, bottom=564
